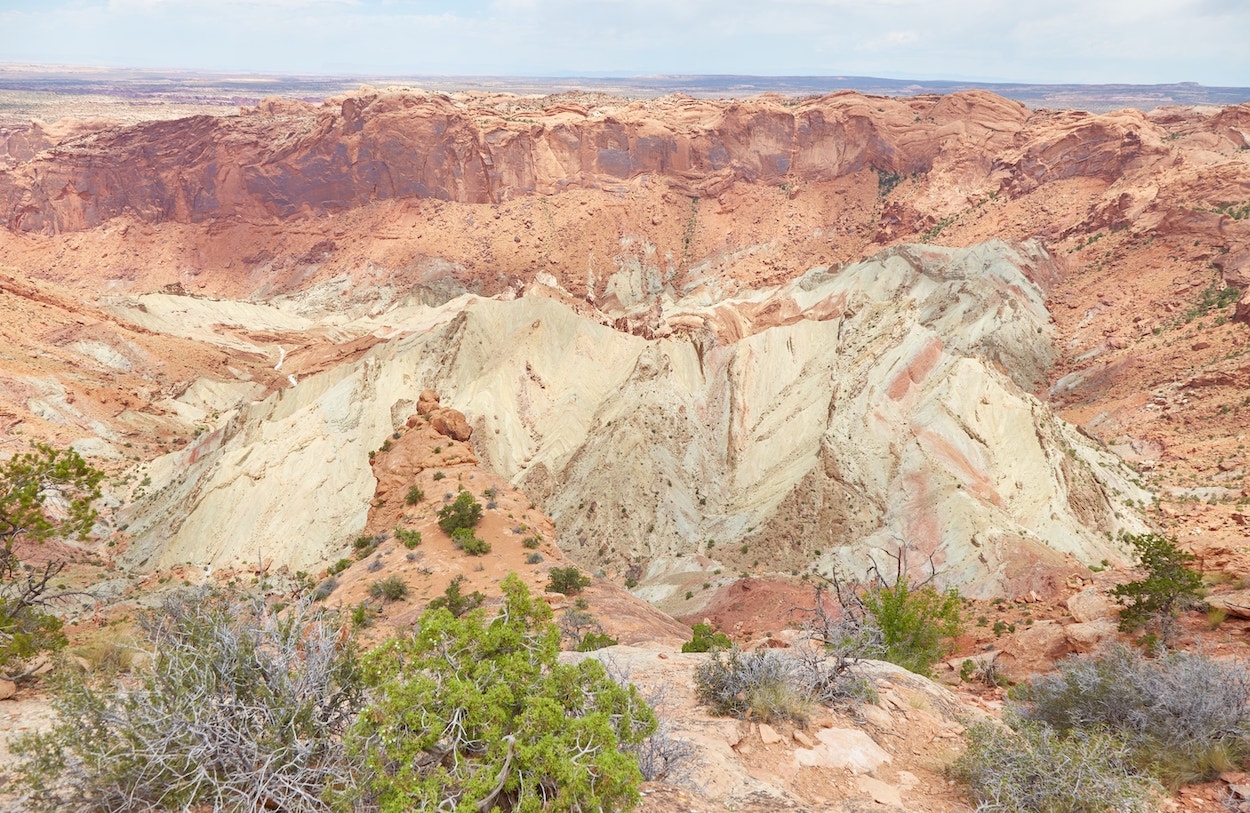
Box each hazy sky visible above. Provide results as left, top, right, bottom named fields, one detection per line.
left=1, top=0, right=1246, bottom=86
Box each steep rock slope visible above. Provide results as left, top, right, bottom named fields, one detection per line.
left=119, top=239, right=1145, bottom=600
left=0, top=90, right=1027, bottom=233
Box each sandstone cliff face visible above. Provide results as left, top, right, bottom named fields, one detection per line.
left=0, top=89, right=1026, bottom=233
left=118, top=240, right=1146, bottom=600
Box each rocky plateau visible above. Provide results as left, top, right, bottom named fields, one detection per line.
left=0, top=82, right=1249, bottom=811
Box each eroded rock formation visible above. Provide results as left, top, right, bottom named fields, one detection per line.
left=117, top=240, right=1145, bottom=600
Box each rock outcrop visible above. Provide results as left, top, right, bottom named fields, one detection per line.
left=118, top=239, right=1147, bottom=598
left=0, top=90, right=1028, bottom=234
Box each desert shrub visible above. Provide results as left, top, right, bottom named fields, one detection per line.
left=789, top=642, right=879, bottom=707
left=694, top=647, right=810, bottom=723
left=369, top=575, right=409, bottom=603
left=801, top=583, right=886, bottom=677
left=432, top=470, right=445, bottom=481
left=1111, top=532, right=1203, bottom=642
left=10, top=589, right=364, bottom=813
left=861, top=575, right=962, bottom=677
left=351, top=601, right=375, bottom=628
left=312, top=576, right=339, bottom=601
left=425, top=575, right=485, bottom=617
left=327, top=558, right=352, bottom=576
left=522, top=535, right=542, bottom=549
left=404, top=485, right=424, bottom=505
left=558, top=606, right=618, bottom=652
left=1015, top=644, right=1250, bottom=785
left=451, top=527, right=490, bottom=556
left=0, top=444, right=103, bottom=677
left=681, top=622, right=731, bottom=653
left=437, top=490, right=483, bottom=535
left=547, top=566, right=591, bottom=595
left=526, top=552, right=544, bottom=565
left=351, top=573, right=655, bottom=813
left=960, top=656, right=1009, bottom=688
left=393, top=526, right=421, bottom=549
left=69, top=628, right=140, bottom=674
left=954, top=718, right=1161, bottom=813
left=353, top=534, right=382, bottom=560
left=579, top=631, right=619, bottom=651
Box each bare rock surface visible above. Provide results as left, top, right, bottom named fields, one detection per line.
left=116, top=240, right=1146, bottom=598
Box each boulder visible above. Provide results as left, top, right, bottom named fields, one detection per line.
left=1236, top=289, right=1250, bottom=326
left=1067, top=587, right=1119, bottom=623
left=855, top=776, right=903, bottom=807
left=429, top=408, right=472, bottom=442
left=759, top=723, right=782, bottom=745
left=0, top=678, right=15, bottom=700
left=1208, top=589, right=1250, bottom=620
left=416, top=389, right=441, bottom=416
left=1064, top=619, right=1119, bottom=652
left=793, top=727, right=891, bottom=774
left=1000, top=620, right=1070, bottom=681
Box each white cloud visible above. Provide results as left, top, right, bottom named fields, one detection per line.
left=0, top=0, right=1246, bottom=85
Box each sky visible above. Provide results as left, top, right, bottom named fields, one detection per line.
left=0, top=0, right=1246, bottom=86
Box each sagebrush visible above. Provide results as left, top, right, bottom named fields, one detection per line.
left=1016, top=644, right=1250, bottom=785
left=954, top=718, right=1161, bottom=813
left=694, top=647, right=811, bottom=723
left=11, top=589, right=365, bottom=813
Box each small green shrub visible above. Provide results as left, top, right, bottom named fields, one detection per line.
left=437, top=490, right=483, bottom=535
left=393, top=526, right=422, bottom=549
left=1111, top=532, right=1203, bottom=642
left=432, top=470, right=446, bottom=481
left=369, top=575, right=409, bottom=603
left=578, top=631, right=619, bottom=651
left=522, top=535, right=542, bottom=549
left=404, top=485, right=424, bottom=505
left=547, top=566, right=591, bottom=595
left=452, top=527, right=490, bottom=556
left=352, top=534, right=383, bottom=560
left=525, top=552, right=544, bottom=565
left=954, top=719, right=1161, bottom=813
left=681, top=622, right=731, bottom=653
left=351, top=602, right=374, bottom=628
left=327, top=558, right=352, bottom=576
left=861, top=576, right=962, bottom=677
left=425, top=575, right=485, bottom=617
